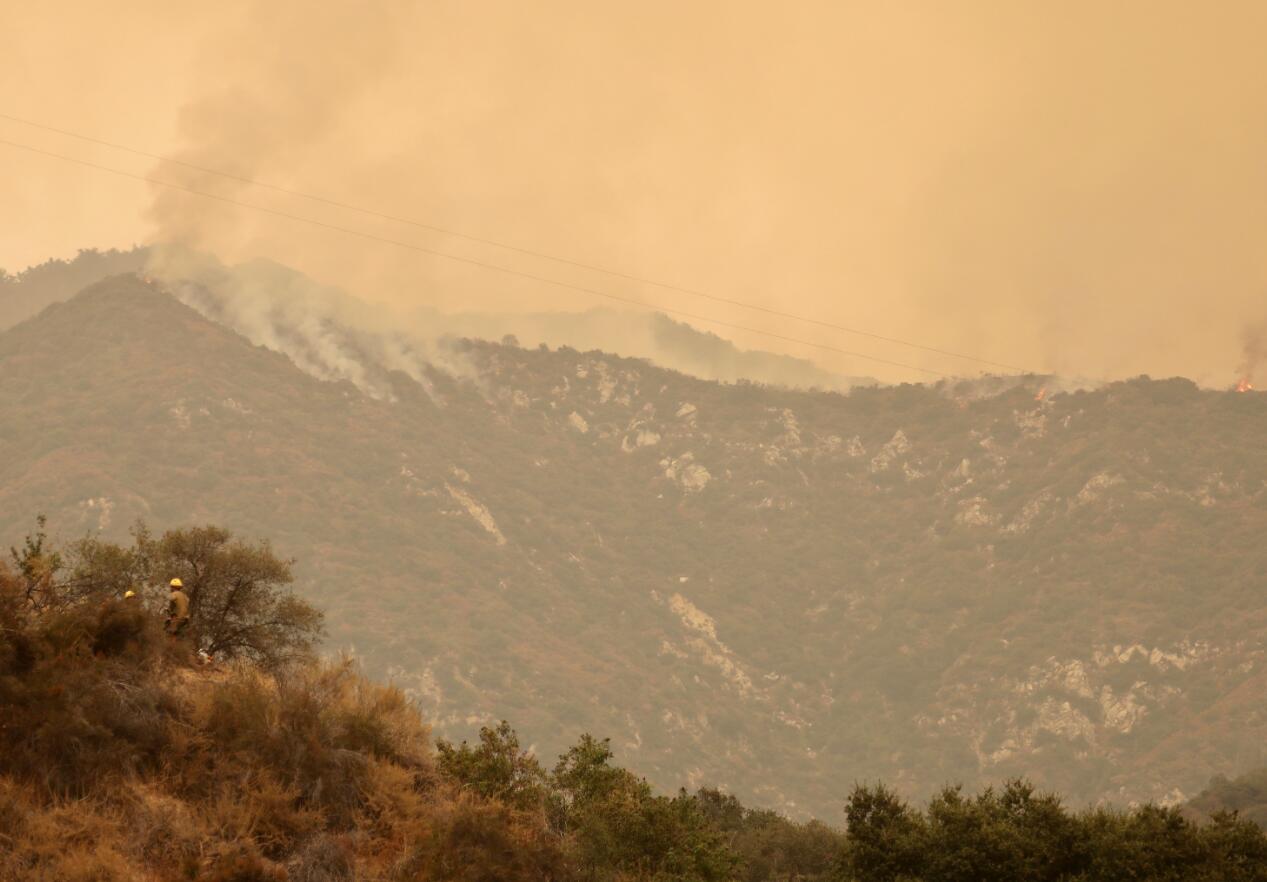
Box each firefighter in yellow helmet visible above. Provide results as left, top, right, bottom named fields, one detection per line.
left=165, top=578, right=191, bottom=636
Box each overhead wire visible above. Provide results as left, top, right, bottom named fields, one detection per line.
left=0, top=136, right=958, bottom=378
left=0, top=111, right=1029, bottom=374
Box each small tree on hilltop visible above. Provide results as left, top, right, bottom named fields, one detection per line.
left=62, top=525, right=153, bottom=606
left=436, top=720, right=549, bottom=812
left=550, top=734, right=738, bottom=881
left=8, top=516, right=64, bottom=612
left=144, top=525, right=323, bottom=667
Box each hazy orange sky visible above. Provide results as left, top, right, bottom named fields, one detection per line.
left=3, top=1, right=1265, bottom=383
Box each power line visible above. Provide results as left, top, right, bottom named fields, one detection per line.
left=0, top=136, right=953, bottom=378
left=0, top=111, right=1027, bottom=373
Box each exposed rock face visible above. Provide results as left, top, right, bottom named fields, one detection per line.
left=661, top=453, right=712, bottom=493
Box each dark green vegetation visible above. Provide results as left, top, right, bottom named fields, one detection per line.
left=839, top=780, right=1267, bottom=882
left=2, top=261, right=1266, bottom=819
left=1188, top=769, right=1267, bottom=829
left=3, top=523, right=1264, bottom=880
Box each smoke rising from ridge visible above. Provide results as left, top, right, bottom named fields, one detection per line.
left=1240, top=322, right=1267, bottom=387
left=146, top=245, right=864, bottom=397
left=5, top=1, right=1267, bottom=384
left=148, top=245, right=472, bottom=401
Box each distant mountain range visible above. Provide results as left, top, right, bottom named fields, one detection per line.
left=2, top=248, right=869, bottom=391
left=2, top=263, right=1265, bottom=819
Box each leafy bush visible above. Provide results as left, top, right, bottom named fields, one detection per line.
left=437, top=720, right=549, bottom=812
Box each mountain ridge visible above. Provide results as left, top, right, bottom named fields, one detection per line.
left=2, top=248, right=871, bottom=391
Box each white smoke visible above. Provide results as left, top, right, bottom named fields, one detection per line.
left=1240, top=321, right=1267, bottom=386
left=145, top=245, right=469, bottom=401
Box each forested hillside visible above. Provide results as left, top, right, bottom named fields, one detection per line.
left=2, top=269, right=1265, bottom=819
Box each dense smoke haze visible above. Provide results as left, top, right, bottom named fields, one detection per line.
left=6, top=8, right=1267, bottom=873
left=3, top=1, right=1267, bottom=384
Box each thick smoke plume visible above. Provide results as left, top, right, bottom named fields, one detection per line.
left=144, top=1, right=411, bottom=251
left=6, top=1, right=1267, bottom=384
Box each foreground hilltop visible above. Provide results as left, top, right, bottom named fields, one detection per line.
left=1, top=273, right=1265, bottom=817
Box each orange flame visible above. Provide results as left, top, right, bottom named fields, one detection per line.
left=1034, top=387, right=1047, bottom=402
left=1235, top=378, right=1253, bottom=393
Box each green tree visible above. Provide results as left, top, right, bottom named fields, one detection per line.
left=144, top=525, right=323, bottom=666
left=839, top=783, right=926, bottom=882
left=921, top=781, right=1085, bottom=882
left=61, top=525, right=153, bottom=605
left=436, top=720, right=550, bottom=812
left=697, top=788, right=843, bottom=882
left=1081, top=804, right=1207, bottom=882
left=1200, top=811, right=1267, bottom=882
left=552, top=734, right=738, bottom=881
left=8, top=516, right=64, bottom=611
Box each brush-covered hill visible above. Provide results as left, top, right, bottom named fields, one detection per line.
left=2, top=272, right=1266, bottom=819
left=7, top=528, right=1262, bottom=881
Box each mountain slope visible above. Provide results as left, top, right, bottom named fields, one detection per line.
left=408, top=305, right=869, bottom=390
left=3, top=274, right=1266, bottom=818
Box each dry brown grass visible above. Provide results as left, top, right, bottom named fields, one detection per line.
left=0, top=585, right=556, bottom=882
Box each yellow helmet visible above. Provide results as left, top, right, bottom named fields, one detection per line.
left=169, top=578, right=183, bottom=589
left=124, top=590, right=137, bottom=599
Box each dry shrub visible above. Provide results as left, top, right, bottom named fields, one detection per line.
left=0, top=777, right=32, bottom=879
left=19, top=664, right=175, bottom=796
left=0, top=615, right=36, bottom=678
left=204, top=774, right=324, bottom=860
left=200, top=667, right=279, bottom=750
left=119, top=781, right=204, bottom=871
left=29, top=847, right=135, bottom=882
left=199, top=844, right=288, bottom=882
left=391, top=793, right=568, bottom=882
left=0, top=601, right=176, bottom=798
left=249, top=777, right=326, bottom=859
left=287, top=833, right=355, bottom=882
left=196, top=659, right=431, bottom=828
left=0, top=777, right=27, bottom=844
left=90, top=600, right=162, bottom=660
left=0, top=796, right=139, bottom=881
left=329, top=672, right=432, bottom=770
left=361, top=759, right=431, bottom=840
